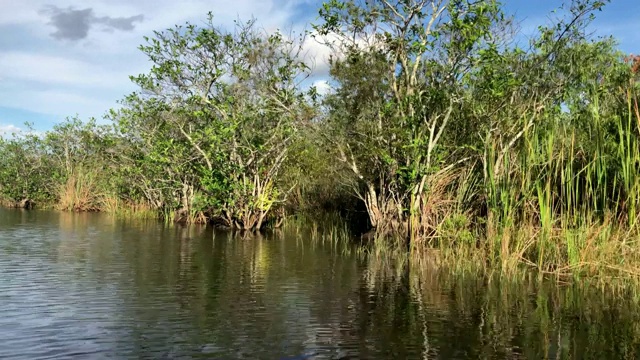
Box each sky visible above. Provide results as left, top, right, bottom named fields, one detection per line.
left=0, top=0, right=639, bottom=135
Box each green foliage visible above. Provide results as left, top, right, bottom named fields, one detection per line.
left=0, top=118, right=120, bottom=208
left=314, top=0, right=509, bottom=236
left=0, top=127, right=55, bottom=204
left=8, top=0, right=640, bottom=285
left=108, top=14, right=314, bottom=228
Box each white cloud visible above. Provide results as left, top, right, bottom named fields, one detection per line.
left=302, top=32, right=334, bottom=77
left=0, top=52, right=127, bottom=89
left=312, top=79, right=331, bottom=96
left=0, top=0, right=46, bottom=25
left=0, top=124, right=22, bottom=135
left=0, top=0, right=320, bottom=126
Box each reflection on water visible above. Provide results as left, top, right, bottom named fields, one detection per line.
left=0, top=208, right=639, bottom=359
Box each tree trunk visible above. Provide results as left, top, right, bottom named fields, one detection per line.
left=364, top=182, right=382, bottom=229
left=176, top=182, right=194, bottom=222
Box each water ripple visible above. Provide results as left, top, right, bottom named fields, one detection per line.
left=0, top=209, right=638, bottom=359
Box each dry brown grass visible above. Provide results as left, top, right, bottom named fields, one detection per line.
left=57, top=171, right=104, bottom=212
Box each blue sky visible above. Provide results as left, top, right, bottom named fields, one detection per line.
left=0, top=0, right=638, bottom=135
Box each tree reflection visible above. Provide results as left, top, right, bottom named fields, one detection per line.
left=23, top=211, right=640, bottom=359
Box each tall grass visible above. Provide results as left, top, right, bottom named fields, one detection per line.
left=109, top=199, right=159, bottom=220
left=369, top=84, right=640, bottom=289
left=478, top=86, right=640, bottom=285
left=618, top=88, right=640, bottom=227
left=56, top=166, right=160, bottom=219
left=264, top=82, right=640, bottom=291
left=57, top=169, right=104, bottom=212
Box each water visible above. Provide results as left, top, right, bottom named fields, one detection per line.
left=0, top=208, right=639, bottom=359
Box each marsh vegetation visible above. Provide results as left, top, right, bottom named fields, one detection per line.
left=3, top=0, right=640, bottom=288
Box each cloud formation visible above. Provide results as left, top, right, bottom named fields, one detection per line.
left=39, top=5, right=143, bottom=41
left=0, top=0, right=317, bottom=128
left=0, top=124, right=22, bottom=136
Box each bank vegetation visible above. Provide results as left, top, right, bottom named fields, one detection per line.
left=3, top=0, right=640, bottom=284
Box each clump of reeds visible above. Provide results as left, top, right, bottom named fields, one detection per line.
left=57, top=169, right=104, bottom=212
left=111, top=200, right=159, bottom=219
left=357, top=83, right=640, bottom=290
left=463, top=84, right=640, bottom=287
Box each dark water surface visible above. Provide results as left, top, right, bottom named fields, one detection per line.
left=1, top=208, right=639, bottom=359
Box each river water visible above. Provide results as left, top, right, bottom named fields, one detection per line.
left=0, top=208, right=638, bottom=359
